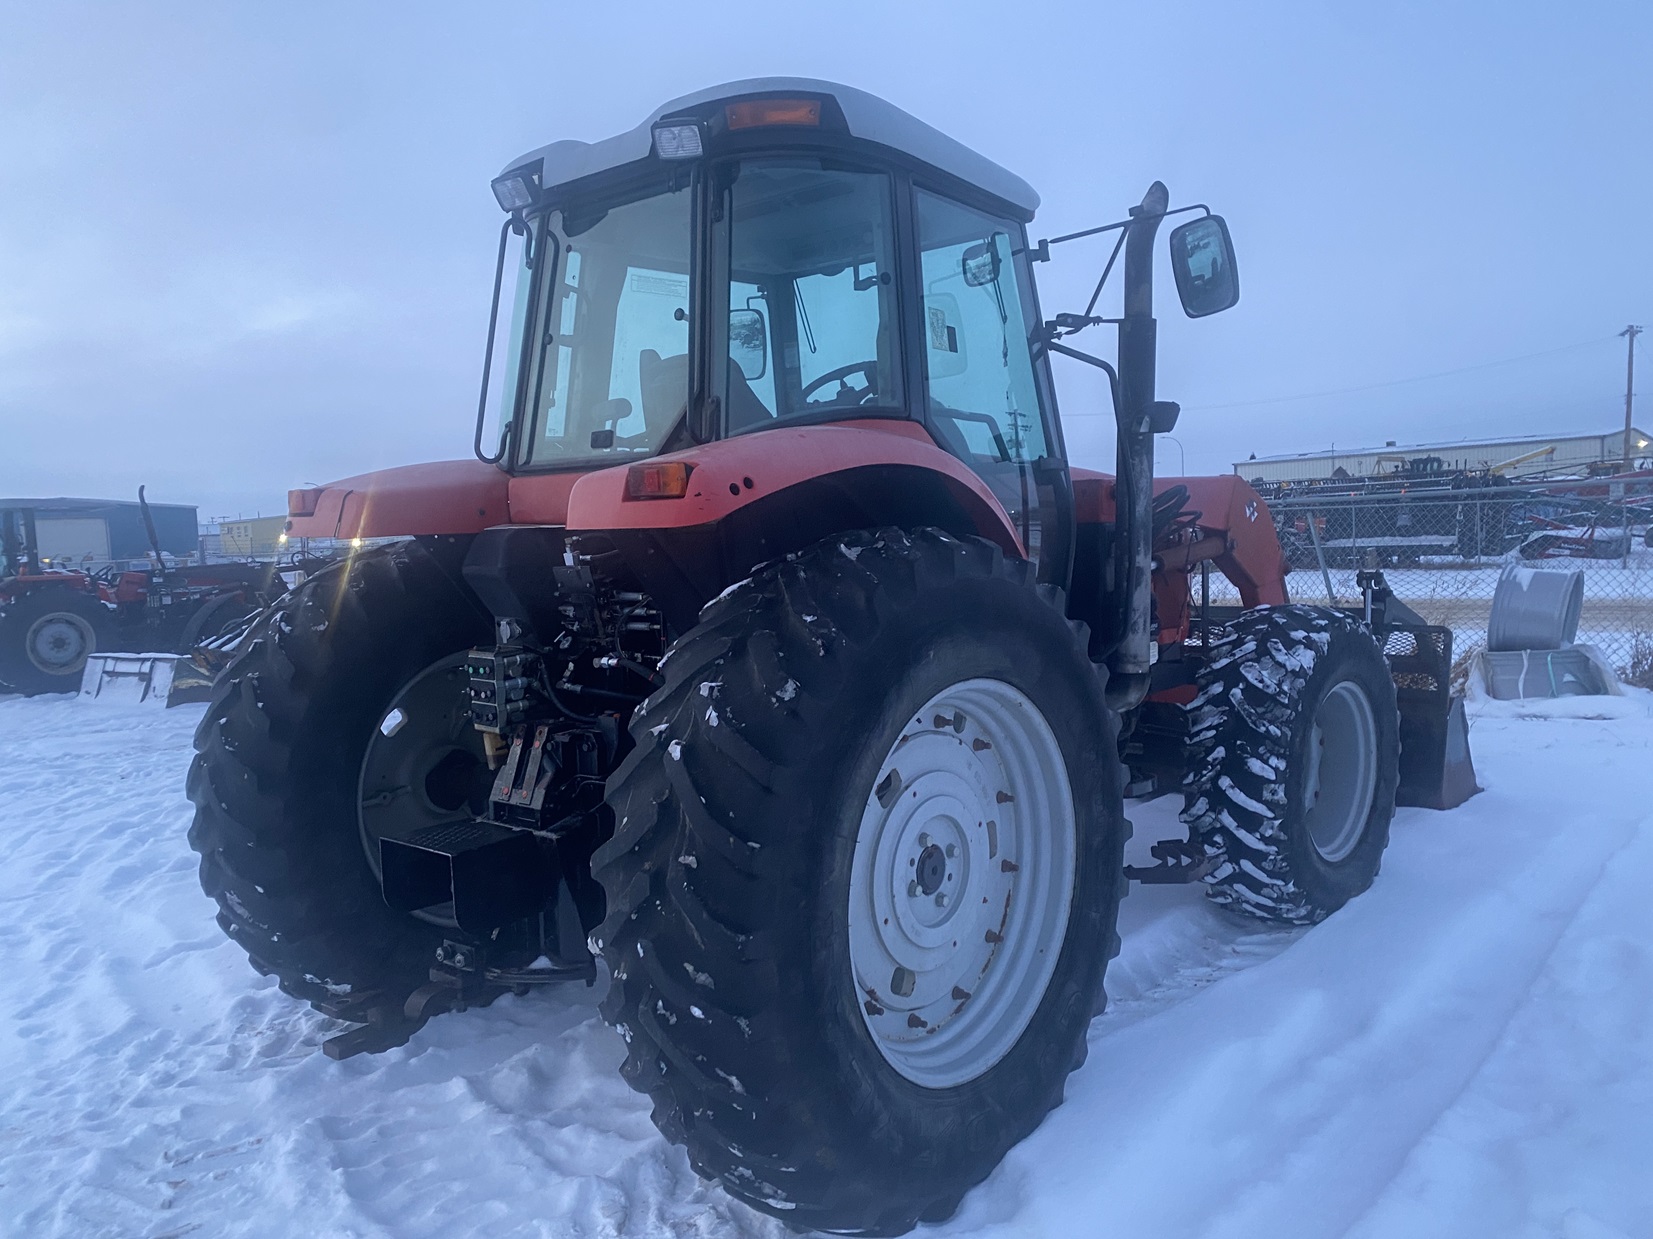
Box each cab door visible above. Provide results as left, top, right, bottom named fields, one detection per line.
left=911, top=189, right=1073, bottom=585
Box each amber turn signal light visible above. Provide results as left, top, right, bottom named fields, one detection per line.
left=626, top=461, right=694, bottom=500
left=725, top=98, right=821, bottom=130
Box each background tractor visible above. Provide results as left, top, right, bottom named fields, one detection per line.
left=0, top=491, right=285, bottom=696
left=186, top=79, right=1474, bottom=1234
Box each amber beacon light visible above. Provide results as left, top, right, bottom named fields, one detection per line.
left=725, top=98, right=822, bottom=130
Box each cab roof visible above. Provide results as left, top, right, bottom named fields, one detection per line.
left=500, top=77, right=1039, bottom=216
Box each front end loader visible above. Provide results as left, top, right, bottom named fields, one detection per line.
left=185, top=78, right=1473, bottom=1233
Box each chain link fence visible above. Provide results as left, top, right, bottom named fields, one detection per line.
left=1211, top=481, right=1653, bottom=684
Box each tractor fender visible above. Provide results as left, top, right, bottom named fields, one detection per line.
left=564, top=420, right=1023, bottom=556
left=286, top=460, right=510, bottom=540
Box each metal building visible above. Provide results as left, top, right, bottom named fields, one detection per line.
left=216, top=516, right=288, bottom=558
left=0, top=496, right=199, bottom=569
left=1235, top=427, right=1653, bottom=485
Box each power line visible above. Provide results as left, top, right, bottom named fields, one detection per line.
left=1179, top=335, right=1619, bottom=412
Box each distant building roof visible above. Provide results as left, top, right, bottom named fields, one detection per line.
left=1240, top=428, right=1650, bottom=468
left=0, top=496, right=196, bottom=514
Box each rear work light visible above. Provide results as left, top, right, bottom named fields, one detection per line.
left=491, top=168, right=539, bottom=211
left=652, top=121, right=705, bottom=160
left=725, top=98, right=821, bottom=130
left=626, top=461, right=694, bottom=500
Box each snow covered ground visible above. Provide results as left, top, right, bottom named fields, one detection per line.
left=1, top=688, right=1649, bottom=1239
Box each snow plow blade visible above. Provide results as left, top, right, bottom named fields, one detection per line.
left=1384, top=622, right=1480, bottom=810
left=78, top=653, right=214, bottom=706
left=79, top=653, right=179, bottom=705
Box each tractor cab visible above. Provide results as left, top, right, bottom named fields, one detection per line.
left=482, top=80, right=1085, bottom=579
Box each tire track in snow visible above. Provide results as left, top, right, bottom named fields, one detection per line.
left=0, top=697, right=783, bottom=1239
left=937, top=710, right=1652, bottom=1239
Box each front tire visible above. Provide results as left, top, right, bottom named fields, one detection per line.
left=1181, top=604, right=1399, bottom=924
left=594, top=529, right=1125, bottom=1234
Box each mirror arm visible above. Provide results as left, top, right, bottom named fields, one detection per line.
left=1081, top=229, right=1129, bottom=318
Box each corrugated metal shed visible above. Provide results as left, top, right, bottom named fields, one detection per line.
left=0, top=496, right=199, bottom=562
left=1234, top=428, right=1652, bottom=484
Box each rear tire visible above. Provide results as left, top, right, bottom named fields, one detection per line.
left=1181, top=604, right=1399, bottom=924
left=0, top=586, right=107, bottom=695
left=185, top=540, right=492, bottom=1009
left=594, top=528, right=1125, bottom=1234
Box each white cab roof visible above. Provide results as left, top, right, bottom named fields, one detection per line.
left=501, top=77, right=1039, bottom=215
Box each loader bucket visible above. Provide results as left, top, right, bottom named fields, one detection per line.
left=78, top=652, right=214, bottom=707
left=1381, top=625, right=1480, bottom=810
left=79, top=653, right=181, bottom=705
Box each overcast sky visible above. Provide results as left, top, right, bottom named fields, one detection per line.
left=2, top=2, right=1649, bottom=519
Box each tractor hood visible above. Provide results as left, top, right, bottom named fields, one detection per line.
left=286, top=460, right=512, bottom=540
left=286, top=460, right=597, bottom=540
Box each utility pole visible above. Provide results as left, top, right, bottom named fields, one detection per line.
left=1622, top=324, right=1643, bottom=468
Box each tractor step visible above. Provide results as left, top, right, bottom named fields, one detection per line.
left=1124, top=836, right=1217, bottom=884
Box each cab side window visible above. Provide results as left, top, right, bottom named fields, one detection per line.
left=915, top=191, right=1048, bottom=464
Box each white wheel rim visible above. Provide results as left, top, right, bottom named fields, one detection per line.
left=848, top=678, right=1076, bottom=1089
left=26, top=612, right=94, bottom=674
left=1303, top=679, right=1378, bottom=863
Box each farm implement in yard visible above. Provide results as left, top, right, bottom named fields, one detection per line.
left=185, top=79, right=1476, bottom=1233
left=0, top=492, right=295, bottom=698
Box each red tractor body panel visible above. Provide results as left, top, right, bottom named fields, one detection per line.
left=287, top=460, right=511, bottom=540
left=564, top=420, right=1023, bottom=556
left=507, top=472, right=583, bottom=527
left=286, top=422, right=1024, bottom=558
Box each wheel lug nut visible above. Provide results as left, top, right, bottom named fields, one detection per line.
left=907, top=880, right=921, bottom=898
left=917, top=832, right=930, bottom=848
left=945, top=843, right=958, bottom=859
left=934, top=892, right=947, bottom=908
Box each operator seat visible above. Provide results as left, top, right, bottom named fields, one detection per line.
left=725, top=363, right=775, bottom=433
left=639, top=349, right=689, bottom=436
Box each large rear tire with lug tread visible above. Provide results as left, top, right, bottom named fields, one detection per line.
left=0, top=585, right=107, bottom=695
left=185, top=540, right=493, bottom=1011
left=594, top=528, right=1126, bottom=1235
left=1181, top=604, right=1399, bottom=924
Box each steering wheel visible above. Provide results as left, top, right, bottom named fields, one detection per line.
left=801, top=360, right=878, bottom=405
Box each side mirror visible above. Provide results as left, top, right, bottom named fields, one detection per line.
left=961, top=240, right=1001, bottom=288
left=729, top=308, right=768, bottom=381
left=923, top=294, right=969, bottom=379
left=1168, top=215, right=1239, bottom=318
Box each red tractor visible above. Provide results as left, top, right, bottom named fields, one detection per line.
left=187, top=79, right=1473, bottom=1233
left=0, top=494, right=281, bottom=696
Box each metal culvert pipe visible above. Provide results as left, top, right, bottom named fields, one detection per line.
left=1486, top=564, right=1585, bottom=651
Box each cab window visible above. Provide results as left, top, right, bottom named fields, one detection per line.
left=722, top=161, right=903, bottom=433
left=915, top=190, right=1048, bottom=465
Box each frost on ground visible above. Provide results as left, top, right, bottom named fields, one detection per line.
left=0, top=691, right=1649, bottom=1238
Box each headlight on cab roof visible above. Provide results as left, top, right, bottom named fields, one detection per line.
left=652, top=120, right=705, bottom=160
